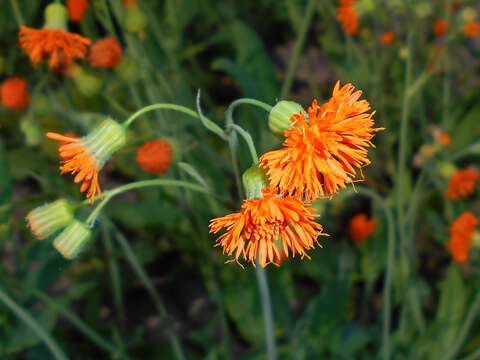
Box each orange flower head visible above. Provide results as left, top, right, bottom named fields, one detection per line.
left=349, top=213, right=376, bottom=243
left=67, top=0, right=88, bottom=22
left=89, top=37, right=122, bottom=68
left=260, top=82, right=382, bottom=200
left=46, top=119, right=126, bottom=203
left=209, top=188, right=326, bottom=267
left=136, top=139, right=172, bottom=175
left=381, top=31, right=395, bottom=45
left=337, top=0, right=359, bottom=35
left=445, top=168, right=479, bottom=200
left=123, top=0, right=138, bottom=6
left=1, top=77, right=30, bottom=110
left=448, top=212, right=478, bottom=263
left=464, top=22, right=480, bottom=37
left=434, top=19, right=448, bottom=36
left=437, top=132, right=451, bottom=146
left=18, top=3, right=90, bottom=71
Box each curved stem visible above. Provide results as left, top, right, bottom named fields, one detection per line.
left=122, top=103, right=200, bottom=128
left=231, top=124, right=259, bottom=165
left=225, top=98, right=273, bottom=129
left=86, top=180, right=211, bottom=226
left=356, top=187, right=395, bottom=360
left=255, top=264, right=277, bottom=360
left=279, top=0, right=316, bottom=98
left=0, top=286, right=68, bottom=360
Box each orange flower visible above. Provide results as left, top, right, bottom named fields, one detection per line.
left=46, top=119, right=126, bottom=204
left=123, top=0, right=138, bottom=5
left=463, top=22, right=480, bottom=37
left=136, top=139, right=172, bottom=175
left=66, top=0, right=88, bottom=22
left=434, top=19, right=448, bottom=36
left=337, top=0, right=359, bottom=35
left=380, top=31, right=395, bottom=45
left=437, top=133, right=451, bottom=146
left=445, top=168, right=479, bottom=200
left=448, top=212, right=478, bottom=263
left=89, top=37, right=122, bottom=68
left=19, top=26, right=91, bottom=70
left=260, top=82, right=382, bottom=200
left=209, top=188, right=325, bottom=267
left=349, top=213, right=376, bottom=243
left=1, top=77, right=30, bottom=110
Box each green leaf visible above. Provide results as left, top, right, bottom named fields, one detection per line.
left=450, top=106, right=480, bottom=151
left=0, top=139, right=11, bottom=238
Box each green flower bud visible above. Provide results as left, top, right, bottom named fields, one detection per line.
left=242, top=166, right=269, bottom=199
left=53, top=220, right=92, bottom=259
left=20, top=116, right=42, bottom=147
left=461, top=7, right=477, bottom=22
left=26, top=199, right=75, bottom=240
left=356, top=0, right=375, bottom=15
left=72, top=67, right=103, bottom=97
left=44, top=2, right=69, bottom=30
left=439, top=162, right=457, bottom=179
left=82, top=118, right=127, bottom=168
left=268, top=100, right=303, bottom=139
left=31, top=92, right=51, bottom=117
left=124, top=5, right=147, bottom=33
left=115, top=57, right=140, bottom=84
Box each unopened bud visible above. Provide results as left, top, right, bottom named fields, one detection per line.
left=26, top=199, right=75, bottom=239
left=53, top=220, right=92, bottom=259
left=439, top=162, right=457, bottom=179
left=72, top=67, right=103, bottom=97
left=124, top=5, right=147, bottom=33
left=44, top=2, right=69, bottom=30
left=115, top=57, right=140, bottom=84
left=20, top=116, right=42, bottom=147
left=268, top=101, right=303, bottom=139
left=242, top=166, right=269, bottom=199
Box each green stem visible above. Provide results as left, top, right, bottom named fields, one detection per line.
left=225, top=98, right=273, bottom=127
left=442, top=0, right=453, bottom=131
left=255, top=264, right=277, bottom=360
left=122, top=103, right=198, bottom=128
left=443, top=291, right=480, bottom=360
left=8, top=0, right=24, bottom=26
left=0, top=286, right=68, bottom=360
left=279, top=0, right=316, bottom=98
left=356, top=187, right=395, bottom=360
left=231, top=124, right=259, bottom=165
left=86, top=179, right=211, bottom=226
left=32, top=290, right=130, bottom=359
left=113, top=229, right=186, bottom=360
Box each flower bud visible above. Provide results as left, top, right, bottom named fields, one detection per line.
left=83, top=118, right=127, bottom=168
left=44, top=2, right=69, bottom=30
left=242, top=166, right=269, bottom=199
left=268, top=101, right=303, bottom=139
left=124, top=5, right=147, bottom=33
left=439, top=162, right=457, bottom=179
left=53, top=220, right=92, bottom=259
left=356, top=0, right=375, bottom=15
left=20, top=116, right=42, bottom=147
left=71, top=67, right=103, bottom=97
left=461, top=7, right=477, bottom=23
left=115, top=57, right=140, bottom=83
left=26, top=199, right=75, bottom=239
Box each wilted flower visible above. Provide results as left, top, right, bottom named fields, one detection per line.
left=209, top=188, right=325, bottom=267
left=53, top=220, right=92, bottom=259
left=26, top=199, right=75, bottom=239
left=445, top=168, right=479, bottom=200
left=1, top=77, right=29, bottom=110
left=337, top=0, right=359, bottom=35
left=349, top=213, right=376, bottom=243
left=448, top=212, right=478, bottom=263
left=136, top=139, right=172, bottom=175
left=260, top=82, right=382, bottom=200
left=46, top=119, right=126, bottom=203
left=89, top=37, right=122, bottom=68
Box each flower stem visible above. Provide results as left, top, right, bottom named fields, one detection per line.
left=231, top=124, right=259, bottom=165
left=255, top=263, right=278, bottom=360
left=0, top=286, right=68, bottom=360
left=225, top=98, right=273, bottom=127
left=113, top=228, right=186, bottom=360
left=279, top=0, right=316, bottom=99
left=86, top=179, right=212, bottom=226
left=8, top=0, right=24, bottom=26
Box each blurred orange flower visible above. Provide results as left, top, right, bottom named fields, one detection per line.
left=1, top=77, right=29, bottom=110
left=434, top=19, right=447, bottom=36
left=19, top=26, right=91, bottom=70
left=260, top=82, right=382, bottom=200
left=337, top=0, right=358, bottom=35
left=349, top=213, right=376, bottom=243
left=89, top=37, right=122, bottom=68
left=67, top=0, right=88, bottom=22
left=209, top=188, right=325, bottom=267
left=463, top=22, right=480, bottom=37
left=380, top=31, right=395, bottom=45
left=136, top=139, right=172, bottom=175
left=123, top=0, right=138, bottom=5
left=448, top=212, right=478, bottom=263
left=445, top=168, right=479, bottom=200
left=437, top=133, right=451, bottom=146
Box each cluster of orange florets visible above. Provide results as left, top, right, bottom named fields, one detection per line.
left=210, top=82, right=383, bottom=267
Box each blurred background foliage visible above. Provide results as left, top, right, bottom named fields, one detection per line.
left=1, top=0, right=480, bottom=359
